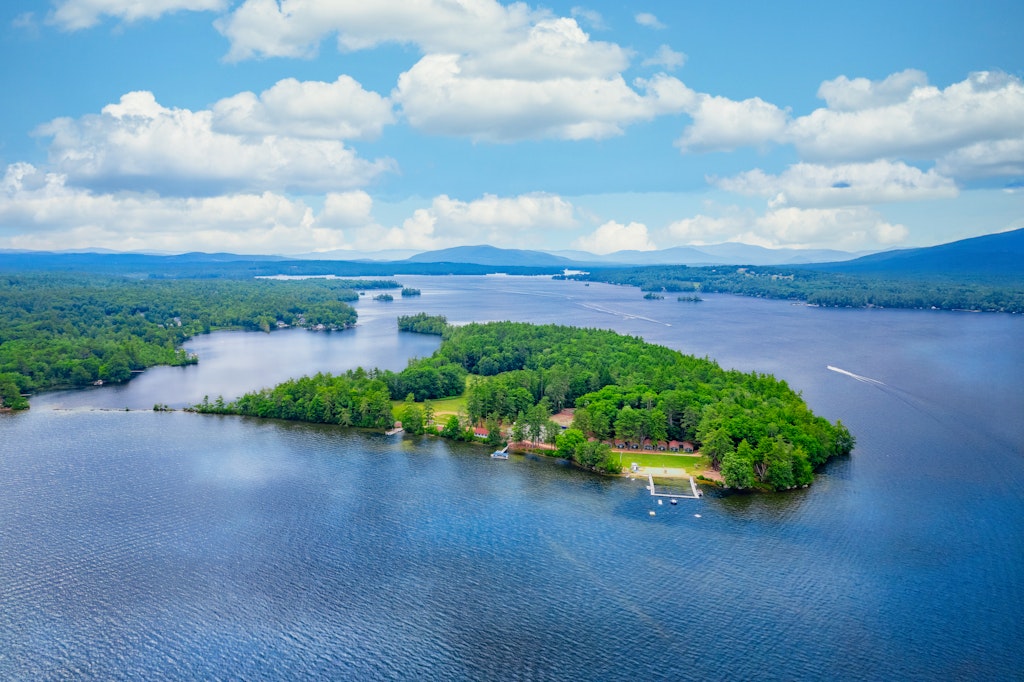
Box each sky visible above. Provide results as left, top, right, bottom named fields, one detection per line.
left=0, top=1, right=1021, bottom=256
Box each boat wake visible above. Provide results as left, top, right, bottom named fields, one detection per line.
left=827, top=365, right=953, bottom=430
left=827, top=365, right=886, bottom=386
left=578, top=303, right=671, bottom=327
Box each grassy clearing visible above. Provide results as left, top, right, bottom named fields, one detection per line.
left=425, top=395, right=466, bottom=416
left=620, top=452, right=712, bottom=472
left=391, top=394, right=467, bottom=417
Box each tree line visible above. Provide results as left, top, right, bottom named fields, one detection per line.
left=569, top=265, right=1024, bottom=313
left=0, top=273, right=399, bottom=407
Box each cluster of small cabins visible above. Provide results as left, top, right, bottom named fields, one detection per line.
left=614, top=439, right=696, bottom=453
left=469, top=424, right=696, bottom=453
left=459, top=409, right=700, bottom=454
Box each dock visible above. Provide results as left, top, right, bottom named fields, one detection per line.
left=647, top=473, right=702, bottom=499
left=491, top=445, right=509, bottom=459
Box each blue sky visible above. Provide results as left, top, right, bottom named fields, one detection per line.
left=1, top=1, right=1021, bottom=255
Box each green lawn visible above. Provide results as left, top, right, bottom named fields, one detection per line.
left=391, top=394, right=466, bottom=417
left=617, top=452, right=711, bottom=471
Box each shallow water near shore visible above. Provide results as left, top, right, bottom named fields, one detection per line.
left=2, top=276, right=1022, bottom=679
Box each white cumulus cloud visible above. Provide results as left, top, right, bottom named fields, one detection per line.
left=0, top=163, right=358, bottom=255
left=212, top=76, right=394, bottom=140
left=936, top=138, right=1024, bottom=180
left=665, top=205, right=907, bottom=250
left=665, top=213, right=751, bottom=246
left=217, top=1, right=689, bottom=142
left=316, top=191, right=375, bottom=228
left=634, top=12, right=666, bottom=29
left=789, top=71, right=1024, bottom=165
left=570, top=7, right=606, bottom=31
left=35, top=91, right=394, bottom=195
left=676, top=93, right=789, bottom=152
left=215, top=0, right=538, bottom=61
left=49, top=0, right=227, bottom=30
left=356, top=192, right=578, bottom=251
left=754, top=206, right=908, bottom=249
left=395, top=56, right=692, bottom=141
left=574, top=220, right=656, bottom=254
left=642, top=45, right=686, bottom=70
left=459, top=17, right=630, bottom=80
left=816, top=69, right=929, bottom=112
left=716, top=161, right=959, bottom=207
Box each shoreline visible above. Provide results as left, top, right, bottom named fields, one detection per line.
left=506, top=440, right=723, bottom=483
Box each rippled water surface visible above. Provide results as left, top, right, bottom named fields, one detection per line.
left=2, top=276, right=1022, bottom=679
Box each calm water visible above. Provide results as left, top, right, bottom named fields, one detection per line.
left=2, top=276, right=1022, bottom=680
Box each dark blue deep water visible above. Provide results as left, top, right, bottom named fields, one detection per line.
left=2, top=276, right=1022, bottom=679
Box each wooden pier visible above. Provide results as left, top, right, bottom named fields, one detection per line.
left=647, top=473, right=702, bottom=499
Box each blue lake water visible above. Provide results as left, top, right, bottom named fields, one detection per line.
left=2, top=276, right=1022, bottom=679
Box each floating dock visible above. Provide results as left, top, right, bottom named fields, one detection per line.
left=491, top=445, right=509, bottom=459
left=647, top=473, right=702, bottom=499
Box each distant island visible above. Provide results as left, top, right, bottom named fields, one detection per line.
left=192, top=317, right=854, bottom=492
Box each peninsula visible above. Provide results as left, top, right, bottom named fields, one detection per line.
left=195, top=317, right=854, bottom=492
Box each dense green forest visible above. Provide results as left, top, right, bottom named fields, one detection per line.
left=202, top=321, right=853, bottom=491
left=0, top=274, right=398, bottom=406
left=567, top=265, right=1024, bottom=313
left=397, top=313, right=448, bottom=335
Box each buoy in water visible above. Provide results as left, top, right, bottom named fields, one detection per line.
left=657, top=499, right=663, bottom=505
left=649, top=510, right=656, bottom=516
left=694, top=514, right=702, bottom=518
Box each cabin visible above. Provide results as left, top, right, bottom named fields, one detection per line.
left=668, top=440, right=681, bottom=452
left=681, top=441, right=696, bottom=453
left=657, top=441, right=667, bottom=451
left=473, top=427, right=489, bottom=440
left=642, top=439, right=654, bottom=451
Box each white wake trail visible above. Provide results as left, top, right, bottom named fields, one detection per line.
left=827, top=366, right=886, bottom=386
left=578, top=302, right=671, bottom=326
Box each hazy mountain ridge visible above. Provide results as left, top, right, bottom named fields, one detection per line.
left=398, top=245, right=576, bottom=266
left=3, top=229, right=1021, bottom=282
left=805, top=227, right=1024, bottom=281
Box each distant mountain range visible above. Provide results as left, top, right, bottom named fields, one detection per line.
left=342, top=242, right=866, bottom=267
left=280, top=242, right=867, bottom=266
left=0, top=242, right=865, bottom=267
left=551, top=243, right=864, bottom=266
left=3, top=228, right=1021, bottom=282
left=805, top=227, right=1024, bottom=281
left=398, top=245, right=576, bottom=266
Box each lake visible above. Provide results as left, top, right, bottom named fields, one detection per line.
left=2, top=276, right=1022, bottom=679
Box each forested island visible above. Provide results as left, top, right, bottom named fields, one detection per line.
left=397, top=312, right=448, bottom=335
left=0, top=273, right=399, bottom=408
left=193, top=318, right=853, bottom=491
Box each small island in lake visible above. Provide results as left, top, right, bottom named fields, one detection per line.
left=193, top=317, right=853, bottom=492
